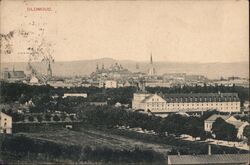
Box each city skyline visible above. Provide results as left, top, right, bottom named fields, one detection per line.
left=1, top=0, right=249, bottom=63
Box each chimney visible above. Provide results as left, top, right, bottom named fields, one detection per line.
left=208, top=144, right=211, bottom=155
left=177, top=151, right=180, bottom=156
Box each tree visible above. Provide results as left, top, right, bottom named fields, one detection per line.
left=28, top=116, right=34, bottom=122
left=212, top=118, right=237, bottom=141
left=53, top=115, right=60, bottom=122
left=37, top=115, right=43, bottom=123
left=243, top=125, right=250, bottom=144
left=45, top=114, right=51, bottom=121
left=69, top=115, right=75, bottom=121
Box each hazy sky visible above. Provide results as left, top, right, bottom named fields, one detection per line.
left=1, top=0, right=249, bottom=63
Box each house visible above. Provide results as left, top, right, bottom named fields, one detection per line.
left=204, top=115, right=237, bottom=132
left=62, top=93, right=87, bottom=98
left=168, top=154, right=249, bottom=165
left=204, top=114, right=249, bottom=139
left=89, top=101, right=108, bottom=106
left=227, top=120, right=249, bottom=139
left=0, top=112, right=12, bottom=134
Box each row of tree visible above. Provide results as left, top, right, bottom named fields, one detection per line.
left=78, top=106, right=249, bottom=142
left=1, top=81, right=249, bottom=106
left=78, top=105, right=210, bottom=139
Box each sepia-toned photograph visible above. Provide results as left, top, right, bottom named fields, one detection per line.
left=0, top=0, right=249, bottom=164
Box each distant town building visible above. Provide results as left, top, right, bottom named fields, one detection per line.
left=105, top=80, right=118, bottom=88
left=0, top=112, right=12, bottom=134
left=185, top=74, right=207, bottom=82
left=148, top=54, right=156, bottom=76
left=2, top=67, right=26, bottom=81
left=91, top=63, right=132, bottom=80
left=62, top=93, right=87, bottom=98
left=132, top=92, right=241, bottom=116
left=163, top=73, right=186, bottom=81
left=145, top=80, right=171, bottom=87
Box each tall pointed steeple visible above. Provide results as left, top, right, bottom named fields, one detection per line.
left=148, top=53, right=156, bottom=76
left=47, top=61, right=52, bottom=78
left=96, top=63, right=99, bottom=71
left=150, top=53, right=153, bottom=65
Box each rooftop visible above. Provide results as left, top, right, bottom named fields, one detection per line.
left=168, top=154, right=249, bottom=165
left=205, top=114, right=231, bottom=122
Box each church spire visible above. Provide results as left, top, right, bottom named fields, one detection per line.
left=96, top=63, right=99, bottom=71
left=150, top=53, right=153, bottom=65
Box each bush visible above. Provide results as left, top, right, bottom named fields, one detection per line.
left=53, top=115, right=60, bottom=122
left=28, top=116, right=34, bottom=122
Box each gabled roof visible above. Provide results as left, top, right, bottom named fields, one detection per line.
left=141, top=94, right=155, bottom=103
left=0, top=112, right=12, bottom=119
left=205, top=114, right=231, bottom=122
left=227, top=121, right=249, bottom=129
left=141, top=94, right=166, bottom=103
left=168, top=154, right=249, bottom=165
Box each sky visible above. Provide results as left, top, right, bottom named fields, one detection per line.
left=0, top=0, right=249, bottom=63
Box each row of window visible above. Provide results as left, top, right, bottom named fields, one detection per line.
left=149, top=107, right=239, bottom=111
left=147, top=103, right=239, bottom=107
left=166, top=98, right=238, bottom=102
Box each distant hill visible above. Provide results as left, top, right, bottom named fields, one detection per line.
left=1, top=58, right=249, bottom=79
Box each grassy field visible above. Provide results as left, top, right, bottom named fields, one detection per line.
left=17, top=128, right=171, bottom=156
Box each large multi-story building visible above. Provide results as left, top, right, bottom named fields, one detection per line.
left=132, top=92, right=241, bottom=115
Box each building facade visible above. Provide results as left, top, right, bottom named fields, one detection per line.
left=0, top=112, right=12, bottom=134
left=132, top=92, right=241, bottom=115
left=104, top=80, right=118, bottom=88
left=62, top=93, right=87, bottom=98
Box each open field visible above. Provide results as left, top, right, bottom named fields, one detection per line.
left=17, top=128, right=171, bottom=155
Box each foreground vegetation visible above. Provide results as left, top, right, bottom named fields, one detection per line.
left=1, top=128, right=166, bottom=164
left=1, top=126, right=246, bottom=164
